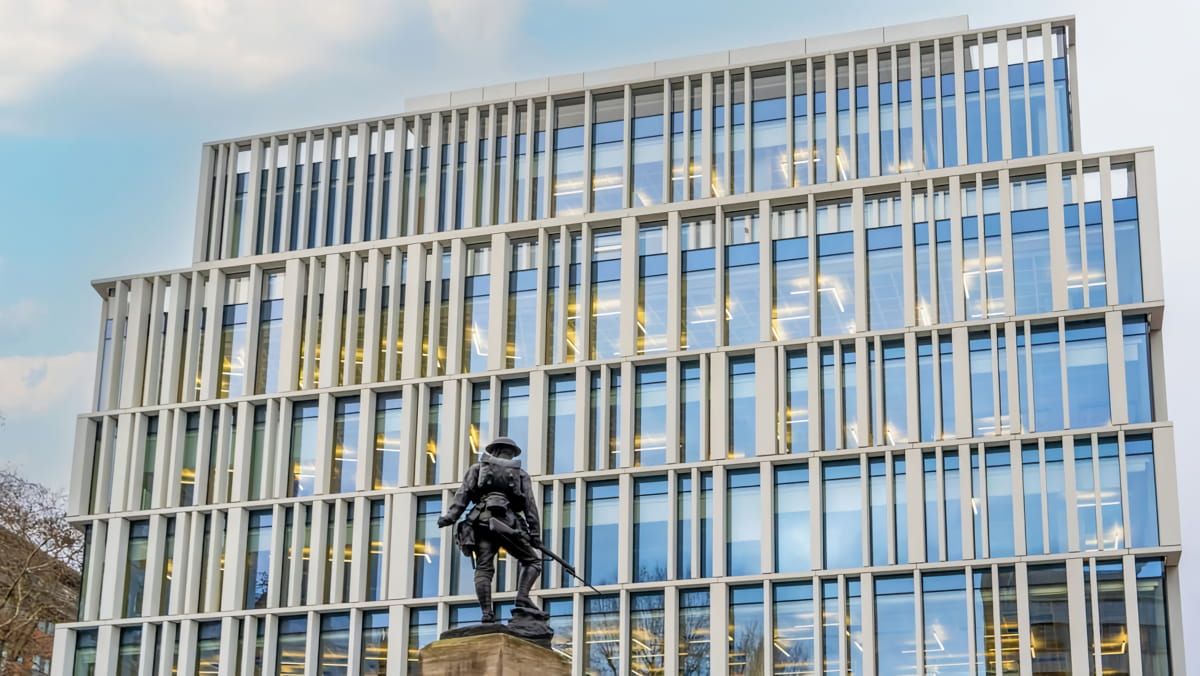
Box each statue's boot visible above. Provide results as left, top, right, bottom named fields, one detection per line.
left=514, top=564, right=541, bottom=609
left=476, top=578, right=495, bottom=622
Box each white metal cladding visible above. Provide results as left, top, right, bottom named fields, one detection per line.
left=56, top=14, right=1186, bottom=676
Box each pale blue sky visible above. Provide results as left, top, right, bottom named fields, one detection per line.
left=1, top=0, right=1198, bottom=652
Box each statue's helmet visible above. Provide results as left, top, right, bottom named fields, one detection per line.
left=485, top=436, right=523, bottom=457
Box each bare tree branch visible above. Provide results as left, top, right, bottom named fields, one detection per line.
left=0, top=469, right=82, bottom=674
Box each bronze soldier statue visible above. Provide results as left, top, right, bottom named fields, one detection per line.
left=437, top=437, right=547, bottom=628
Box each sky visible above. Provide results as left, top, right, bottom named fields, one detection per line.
left=1, top=0, right=1198, bottom=657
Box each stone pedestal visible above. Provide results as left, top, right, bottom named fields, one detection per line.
left=419, top=632, right=570, bottom=675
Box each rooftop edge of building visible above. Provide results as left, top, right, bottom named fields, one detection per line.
left=202, top=14, right=1076, bottom=148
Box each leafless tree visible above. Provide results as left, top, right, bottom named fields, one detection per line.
left=0, top=469, right=83, bottom=675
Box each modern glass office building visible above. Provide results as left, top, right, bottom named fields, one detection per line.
left=55, top=14, right=1184, bottom=675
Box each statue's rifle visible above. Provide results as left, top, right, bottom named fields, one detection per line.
left=488, top=517, right=602, bottom=596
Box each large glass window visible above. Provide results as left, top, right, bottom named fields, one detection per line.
left=218, top=276, right=250, bottom=398
left=115, top=626, right=140, bottom=676
left=917, top=338, right=935, bottom=442
left=122, top=519, right=149, bottom=617
left=288, top=402, right=319, bottom=497
left=330, top=397, right=360, bottom=493
left=633, top=476, right=668, bottom=582
left=73, top=629, right=98, bottom=675
left=834, top=58, right=851, bottom=180
left=866, top=196, right=903, bottom=330
left=771, top=205, right=810, bottom=340
left=360, top=610, right=389, bottom=675
left=752, top=69, right=788, bottom=191
left=1123, top=316, right=1154, bottom=424
left=981, top=37, right=1002, bottom=161
left=547, top=375, right=576, bottom=474
left=879, top=52, right=896, bottom=175
left=1008, top=35, right=1028, bottom=159
left=1126, top=434, right=1159, bottom=548
left=1028, top=324, right=1064, bottom=431
left=413, top=496, right=442, bottom=597
left=896, top=49, right=914, bottom=172
left=255, top=271, right=284, bottom=394
left=726, top=468, right=761, bottom=577
left=868, top=457, right=889, bottom=566
left=1136, top=558, right=1172, bottom=674
left=590, top=229, right=622, bottom=359
left=855, top=58, right=870, bottom=178
left=158, top=517, right=175, bottom=614
left=139, top=417, right=158, bottom=510
left=553, top=99, right=585, bottom=216
left=785, top=352, right=809, bottom=453
left=881, top=340, right=907, bottom=444
left=1075, top=437, right=1124, bottom=551
left=585, top=481, right=619, bottom=586
left=793, top=64, right=811, bottom=186
left=632, top=87, right=664, bottom=206
left=681, top=217, right=717, bottom=349
left=591, top=92, right=624, bottom=212
left=938, top=44, right=958, bottom=167
left=774, top=465, right=810, bottom=572
left=920, top=47, right=938, bottom=170
left=725, top=211, right=760, bottom=346
left=816, top=201, right=855, bottom=335
left=985, top=448, right=1015, bottom=557
left=1012, top=176, right=1053, bottom=314
left=630, top=592, right=665, bottom=674
left=406, top=608, right=436, bottom=672
left=422, top=387, right=447, bottom=484
left=275, top=615, right=307, bottom=675
left=680, top=361, right=703, bottom=463
left=969, top=332, right=997, bottom=436
left=913, top=195, right=934, bottom=324
left=1028, top=32, right=1048, bottom=156
left=1112, top=165, right=1143, bottom=304
left=823, top=460, right=861, bottom=569
left=923, top=572, right=969, bottom=673
left=318, top=613, right=350, bottom=675
left=634, top=365, right=667, bottom=466
left=584, top=595, right=620, bottom=672
left=366, top=500, right=385, bottom=601
left=963, top=41, right=983, bottom=164
left=462, top=245, right=490, bottom=373
left=842, top=347, right=859, bottom=449
left=875, top=576, right=916, bottom=673
left=731, top=74, right=746, bottom=193
left=1065, top=320, right=1110, bottom=428
left=372, top=392, right=403, bottom=489
left=638, top=224, right=669, bottom=354
left=546, top=598, right=574, bottom=663
left=678, top=589, right=711, bottom=673
left=728, top=585, right=765, bottom=674
left=195, top=621, right=221, bottom=676
left=711, top=76, right=729, bottom=196
left=813, top=62, right=828, bottom=183
left=670, top=82, right=686, bottom=202
left=728, top=356, right=756, bottom=458
left=773, top=582, right=814, bottom=674
left=499, top=379, right=531, bottom=464
left=1084, top=560, right=1129, bottom=675
left=245, top=509, right=271, bottom=609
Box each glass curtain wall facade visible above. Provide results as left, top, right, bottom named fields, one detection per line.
left=63, top=15, right=1185, bottom=676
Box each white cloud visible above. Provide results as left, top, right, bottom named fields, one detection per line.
left=427, top=0, right=525, bottom=47
left=0, top=0, right=527, bottom=106
left=0, top=352, right=93, bottom=418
